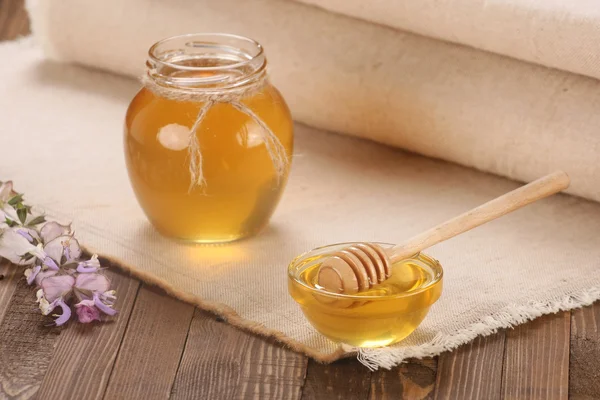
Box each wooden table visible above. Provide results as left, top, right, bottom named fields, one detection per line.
left=0, top=1, right=598, bottom=398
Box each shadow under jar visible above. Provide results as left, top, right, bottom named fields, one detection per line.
left=125, top=34, right=294, bottom=243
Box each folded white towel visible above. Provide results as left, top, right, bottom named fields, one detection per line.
left=27, top=0, right=600, bottom=202
left=297, top=0, right=600, bottom=81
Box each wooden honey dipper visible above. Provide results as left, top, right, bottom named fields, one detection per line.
left=318, top=171, right=570, bottom=294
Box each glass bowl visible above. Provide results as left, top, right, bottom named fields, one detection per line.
left=288, top=242, right=443, bottom=347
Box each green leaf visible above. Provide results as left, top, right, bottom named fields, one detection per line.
left=28, top=215, right=46, bottom=226
left=17, top=208, right=27, bottom=224
left=8, top=194, right=23, bottom=206
left=6, top=218, right=17, bottom=227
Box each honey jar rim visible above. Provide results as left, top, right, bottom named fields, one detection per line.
left=148, top=33, right=265, bottom=72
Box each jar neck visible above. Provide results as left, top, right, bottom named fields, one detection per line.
left=146, top=33, right=267, bottom=94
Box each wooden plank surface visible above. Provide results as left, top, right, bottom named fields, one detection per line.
left=0, top=260, right=20, bottom=324
left=170, top=309, right=308, bottom=400
left=34, top=268, right=140, bottom=400
left=502, top=312, right=571, bottom=400
left=0, top=277, right=62, bottom=398
left=236, top=331, right=308, bottom=399
left=302, top=359, right=372, bottom=400
left=435, top=333, right=505, bottom=400
left=103, top=284, right=195, bottom=400
left=569, top=303, right=600, bottom=400
left=371, top=357, right=438, bottom=400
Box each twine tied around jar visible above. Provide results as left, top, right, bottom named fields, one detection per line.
left=141, top=73, right=289, bottom=192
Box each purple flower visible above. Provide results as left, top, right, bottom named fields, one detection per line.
left=36, top=275, right=75, bottom=326
left=74, top=273, right=110, bottom=293
left=33, top=269, right=58, bottom=286
left=24, top=265, right=41, bottom=285
left=0, top=221, right=78, bottom=278
left=75, top=274, right=117, bottom=317
left=39, top=221, right=71, bottom=243
left=92, top=292, right=117, bottom=316
left=0, top=184, right=118, bottom=327
left=14, top=222, right=81, bottom=285
left=76, top=254, right=101, bottom=273
left=17, top=229, right=35, bottom=242
left=35, top=294, right=72, bottom=326
left=0, top=229, right=46, bottom=265
left=49, top=298, right=72, bottom=326
left=37, top=272, right=117, bottom=325
left=42, top=234, right=81, bottom=266
left=40, top=275, right=75, bottom=303
left=75, top=299, right=101, bottom=323
left=25, top=261, right=62, bottom=285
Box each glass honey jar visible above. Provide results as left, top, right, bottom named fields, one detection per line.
left=125, top=34, right=294, bottom=243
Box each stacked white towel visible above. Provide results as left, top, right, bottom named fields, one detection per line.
left=27, top=0, right=600, bottom=202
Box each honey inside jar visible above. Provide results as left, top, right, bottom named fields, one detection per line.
left=288, top=244, right=443, bottom=347
left=124, top=34, right=293, bottom=243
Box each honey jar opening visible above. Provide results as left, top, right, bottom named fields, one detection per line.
left=146, top=33, right=267, bottom=92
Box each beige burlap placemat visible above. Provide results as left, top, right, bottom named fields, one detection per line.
left=2, top=41, right=600, bottom=369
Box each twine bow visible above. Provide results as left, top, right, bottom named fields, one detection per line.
left=141, top=74, right=289, bottom=192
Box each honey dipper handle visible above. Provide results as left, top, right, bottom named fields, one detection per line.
left=388, top=171, right=571, bottom=262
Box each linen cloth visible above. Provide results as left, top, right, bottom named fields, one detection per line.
left=2, top=41, right=600, bottom=368
left=27, top=0, right=600, bottom=203
left=296, top=0, right=600, bottom=81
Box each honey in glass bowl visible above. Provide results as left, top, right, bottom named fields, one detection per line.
left=125, top=34, right=293, bottom=243
left=288, top=243, right=443, bottom=347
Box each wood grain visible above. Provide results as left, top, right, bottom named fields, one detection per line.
left=170, top=309, right=251, bottom=399
left=0, top=260, right=21, bottom=324
left=0, top=277, right=62, bottom=399
left=171, top=309, right=307, bottom=400
left=34, top=268, right=140, bottom=400
left=236, top=332, right=308, bottom=399
left=102, top=284, right=195, bottom=400
left=502, top=312, right=570, bottom=400
left=435, top=333, right=505, bottom=400
left=302, top=359, right=371, bottom=400
left=0, top=0, right=29, bottom=40
left=371, top=357, right=438, bottom=400
left=569, top=303, right=600, bottom=400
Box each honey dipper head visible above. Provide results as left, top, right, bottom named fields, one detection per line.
left=317, top=243, right=391, bottom=294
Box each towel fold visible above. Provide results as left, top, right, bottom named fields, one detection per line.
left=296, top=0, right=600, bottom=81
left=27, top=0, right=600, bottom=204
